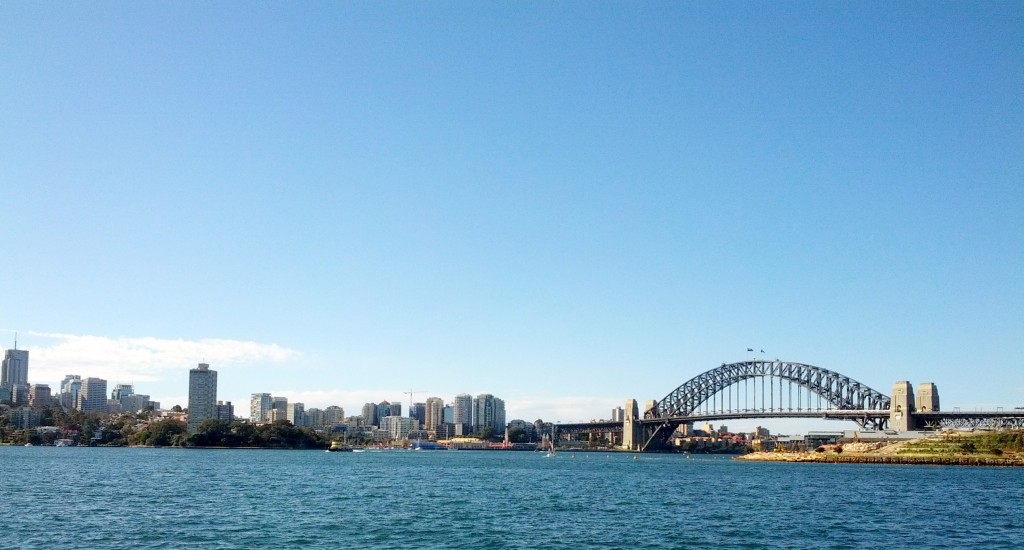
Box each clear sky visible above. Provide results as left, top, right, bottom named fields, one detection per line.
left=2, top=2, right=1022, bottom=431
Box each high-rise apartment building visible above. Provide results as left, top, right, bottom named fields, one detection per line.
left=452, top=394, right=472, bottom=426
left=424, top=397, right=444, bottom=430
left=1, top=347, right=29, bottom=388
left=472, top=394, right=505, bottom=434
left=362, top=402, right=378, bottom=427
left=78, top=377, right=108, bottom=413
left=324, top=405, right=345, bottom=425
left=250, top=393, right=272, bottom=422
left=187, top=363, right=217, bottom=434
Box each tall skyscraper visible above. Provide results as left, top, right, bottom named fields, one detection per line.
left=376, top=401, right=393, bottom=425
left=78, top=377, right=108, bottom=413
left=1, top=346, right=29, bottom=388
left=424, top=397, right=444, bottom=430
left=410, top=402, right=426, bottom=428
left=111, top=384, right=134, bottom=401
left=187, top=363, right=217, bottom=434
left=286, top=402, right=305, bottom=426
left=362, top=402, right=378, bottom=427
left=324, top=405, right=344, bottom=425
left=452, top=393, right=472, bottom=426
left=271, top=396, right=288, bottom=418
left=60, top=375, right=82, bottom=410
left=472, top=394, right=505, bottom=434
left=250, top=393, right=272, bottom=422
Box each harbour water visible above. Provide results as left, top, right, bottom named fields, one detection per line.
left=2, top=446, right=1022, bottom=549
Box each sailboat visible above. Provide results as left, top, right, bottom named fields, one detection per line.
left=544, top=434, right=556, bottom=458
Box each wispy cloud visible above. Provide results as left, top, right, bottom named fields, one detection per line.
left=15, top=331, right=299, bottom=385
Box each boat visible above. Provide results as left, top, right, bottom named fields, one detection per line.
left=412, top=440, right=445, bottom=451
left=326, top=440, right=353, bottom=452
left=54, top=439, right=73, bottom=447
left=544, top=435, right=556, bottom=458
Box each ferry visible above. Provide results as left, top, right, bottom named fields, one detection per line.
left=326, top=441, right=352, bottom=452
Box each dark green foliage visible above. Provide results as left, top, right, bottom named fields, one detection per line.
left=130, top=418, right=187, bottom=446
left=188, top=419, right=327, bottom=449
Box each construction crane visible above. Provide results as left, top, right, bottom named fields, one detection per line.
left=403, top=389, right=428, bottom=416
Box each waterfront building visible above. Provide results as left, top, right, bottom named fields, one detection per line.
left=216, top=401, right=234, bottom=422
left=472, top=394, right=506, bottom=435
left=78, top=377, right=108, bottom=413
left=59, top=375, right=82, bottom=410
left=381, top=415, right=418, bottom=440
left=424, top=397, right=444, bottom=430
left=286, top=402, right=305, bottom=427
left=187, top=363, right=217, bottom=434
left=1, top=346, right=29, bottom=389
left=29, top=384, right=51, bottom=407
left=250, top=393, right=272, bottom=422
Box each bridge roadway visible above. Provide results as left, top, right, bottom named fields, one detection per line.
left=554, top=410, right=891, bottom=435
left=554, top=410, right=1024, bottom=436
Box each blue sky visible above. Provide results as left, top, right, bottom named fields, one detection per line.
left=2, top=3, right=1021, bottom=430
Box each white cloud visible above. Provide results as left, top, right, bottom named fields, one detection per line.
left=20, top=331, right=299, bottom=387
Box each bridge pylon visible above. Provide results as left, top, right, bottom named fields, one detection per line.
left=622, top=399, right=641, bottom=451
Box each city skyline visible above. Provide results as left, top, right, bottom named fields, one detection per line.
left=2, top=4, right=1021, bottom=430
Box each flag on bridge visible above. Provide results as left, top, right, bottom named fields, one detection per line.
left=747, top=348, right=753, bottom=352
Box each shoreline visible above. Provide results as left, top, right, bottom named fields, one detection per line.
left=736, top=451, right=1024, bottom=467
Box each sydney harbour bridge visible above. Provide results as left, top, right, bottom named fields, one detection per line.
left=555, top=360, right=1024, bottom=452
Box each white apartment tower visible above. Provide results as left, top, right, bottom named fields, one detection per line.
left=250, top=393, right=272, bottom=422
left=424, top=397, right=444, bottom=430
left=77, top=377, right=108, bottom=413
left=187, top=363, right=217, bottom=434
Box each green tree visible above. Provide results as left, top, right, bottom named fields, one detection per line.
left=507, top=427, right=527, bottom=443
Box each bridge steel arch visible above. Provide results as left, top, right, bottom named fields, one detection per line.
left=648, top=360, right=891, bottom=419
left=634, top=361, right=892, bottom=450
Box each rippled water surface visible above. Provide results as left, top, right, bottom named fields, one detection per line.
left=2, top=447, right=1022, bottom=548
